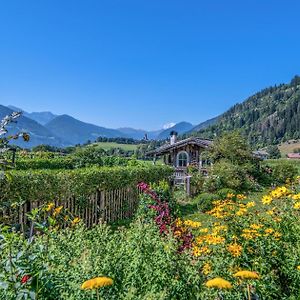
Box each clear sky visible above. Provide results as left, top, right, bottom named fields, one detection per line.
left=0, top=0, right=300, bottom=130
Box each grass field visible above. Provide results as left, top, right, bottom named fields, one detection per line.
left=91, top=142, right=139, bottom=151
left=278, top=140, right=300, bottom=156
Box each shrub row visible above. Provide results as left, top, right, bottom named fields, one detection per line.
left=15, top=156, right=136, bottom=170
left=1, top=165, right=173, bottom=205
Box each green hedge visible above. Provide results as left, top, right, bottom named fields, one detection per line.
left=15, top=158, right=76, bottom=170
left=0, top=165, right=173, bottom=205
left=15, top=156, right=134, bottom=170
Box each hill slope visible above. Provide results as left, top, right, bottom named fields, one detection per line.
left=191, top=116, right=219, bottom=132
left=45, top=115, right=128, bottom=145
left=0, top=105, right=68, bottom=148
left=192, top=75, right=300, bottom=146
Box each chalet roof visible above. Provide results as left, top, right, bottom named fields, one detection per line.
left=146, top=137, right=212, bottom=156
left=287, top=153, right=300, bottom=159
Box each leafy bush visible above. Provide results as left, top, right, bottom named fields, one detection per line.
left=272, top=161, right=298, bottom=183
left=193, top=192, right=219, bottom=212
left=207, top=160, right=255, bottom=192
left=216, top=188, right=236, bottom=199
left=190, top=173, right=205, bottom=194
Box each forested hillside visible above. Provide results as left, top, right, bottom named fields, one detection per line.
left=192, top=75, right=300, bottom=147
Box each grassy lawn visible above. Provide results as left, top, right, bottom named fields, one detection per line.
left=91, top=142, right=139, bottom=151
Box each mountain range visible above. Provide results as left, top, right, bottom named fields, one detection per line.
left=3, top=75, right=299, bottom=148
left=0, top=105, right=204, bottom=148
left=191, top=75, right=300, bottom=147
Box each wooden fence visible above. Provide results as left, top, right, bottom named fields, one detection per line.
left=1, top=185, right=142, bottom=232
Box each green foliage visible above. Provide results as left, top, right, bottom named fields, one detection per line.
left=193, top=192, right=219, bottom=212
left=204, top=132, right=263, bottom=192
left=272, top=161, right=298, bottom=183
left=216, top=188, right=236, bottom=199
left=266, top=145, right=281, bottom=159
left=210, top=131, right=254, bottom=164
left=16, top=158, right=76, bottom=170
left=208, top=160, right=259, bottom=192
left=0, top=165, right=173, bottom=208
left=15, top=155, right=144, bottom=170
left=0, top=220, right=198, bottom=300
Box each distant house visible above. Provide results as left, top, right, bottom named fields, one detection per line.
left=252, top=150, right=269, bottom=160
left=287, top=153, right=300, bottom=159
left=146, top=131, right=212, bottom=170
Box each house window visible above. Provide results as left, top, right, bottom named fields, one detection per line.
left=177, top=151, right=188, bottom=167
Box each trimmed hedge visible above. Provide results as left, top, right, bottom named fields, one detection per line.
left=15, top=158, right=75, bottom=170
left=15, top=156, right=134, bottom=170
left=1, top=165, right=173, bottom=205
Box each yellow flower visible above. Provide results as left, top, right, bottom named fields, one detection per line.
left=262, top=195, right=273, bottom=205
left=264, top=228, right=274, bottom=235
left=227, top=193, right=235, bottom=199
left=193, top=245, right=210, bottom=256
left=174, top=218, right=183, bottom=227
left=203, top=263, right=212, bottom=275
left=233, top=270, right=259, bottom=280
left=292, top=193, right=300, bottom=201
left=184, top=219, right=202, bottom=228
left=297, top=266, right=300, bottom=271
left=193, top=246, right=201, bottom=257
left=294, top=202, right=300, bottom=210
left=45, top=202, right=55, bottom=212
left=53, top=205, right=63, bottom=216
left=227, top=243, right=242, bottom=257
left=81, top=277, right=113, bottom=290
left=273, top=231, right=282, bottom=239
left=205, top=277, right=232, bottom=289
left=250, top=224, right=263, bottom=230
left=71, top=217, right=80, bottom=226
left=237, top=194, right=247, bottom=200
left=246, top=201, right=255, bottom=208
left=236, top=208, right=247, bottom=216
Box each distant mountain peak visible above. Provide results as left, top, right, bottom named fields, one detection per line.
left=8, top=105, right=58, bottom=125
left=163, top=122, right=176, bottom=130
left=157, top=121, right=194, bottom=140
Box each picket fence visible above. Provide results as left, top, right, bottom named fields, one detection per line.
left=1, top=185, right=142, bottom=232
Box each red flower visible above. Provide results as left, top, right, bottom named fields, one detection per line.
left=21, top=275, right=31, bottom=284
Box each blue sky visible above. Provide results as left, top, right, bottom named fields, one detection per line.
left=0, top=0, right=300, bottom=130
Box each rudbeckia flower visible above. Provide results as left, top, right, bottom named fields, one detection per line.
left=205, top=277, right=232, bottom=289
left=81, top=277, right=113, bottom=290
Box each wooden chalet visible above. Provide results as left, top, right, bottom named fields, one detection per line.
left=146, top=132, right=212, bottom=170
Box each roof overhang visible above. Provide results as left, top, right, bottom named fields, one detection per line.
left=146, top=137, right=212, bottom=156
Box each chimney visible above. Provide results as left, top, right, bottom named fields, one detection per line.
left=170, top=131, right=178, bottom=145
